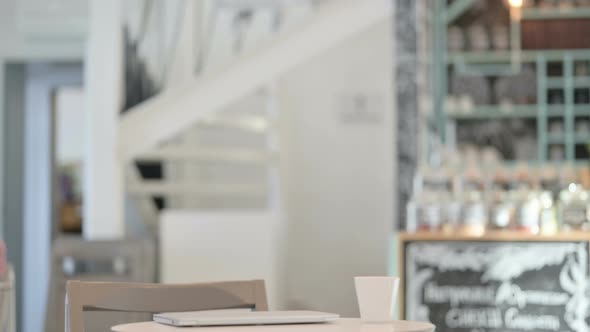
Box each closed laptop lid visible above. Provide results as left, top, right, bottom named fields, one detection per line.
left=153, top=310, right=340, bottom=327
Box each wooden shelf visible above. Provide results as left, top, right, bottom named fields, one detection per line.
left=436, top=1, right=590, bottom=164
left=574, top=105, right=590, bottom=116
left=522, top=7, right=590, bottom=20
left=445, top=105, right=589, bottom=120
left=574, top=77, right=590, bottom=87
left=399, top=230, right=590, bottom=242
left=448, top=49, right=590, bottom=64
left=547, top=134, right=565, bottom=143
left=447, top=105, right=538, bottom=119
left=545, top=77, right=590, bottom=88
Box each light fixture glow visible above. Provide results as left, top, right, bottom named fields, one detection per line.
left=508, top=0, right=523, bottom=8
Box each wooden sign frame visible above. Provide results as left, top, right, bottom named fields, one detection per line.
left=398, top=231, right=590, bottom=321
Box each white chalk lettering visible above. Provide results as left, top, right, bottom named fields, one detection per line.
left=504, top=308, right=560, bottom=331
left=445, top=308, right=503, bottom=329
left=424, top=282, right=496, bottom=307
left=496, top=282, right=569, bottom=308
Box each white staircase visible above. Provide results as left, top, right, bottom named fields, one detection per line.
left=116, top=0, right=392, bottom=229
left=127, top=90, right=279, bottom=233
left=119, top=0, right=393, bottom=160
left=83, top=0, right=392, bottom=309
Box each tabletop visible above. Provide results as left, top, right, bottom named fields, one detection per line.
left=112, top=318, right=435, bottom=332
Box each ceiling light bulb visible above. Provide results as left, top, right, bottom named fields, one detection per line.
left=508, top=0, right=523, bottom=8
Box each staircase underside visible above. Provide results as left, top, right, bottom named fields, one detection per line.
left=118, top=0, right=393, bottom=162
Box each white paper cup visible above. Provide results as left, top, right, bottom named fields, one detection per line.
left=355, top=276, right=400, bottom=322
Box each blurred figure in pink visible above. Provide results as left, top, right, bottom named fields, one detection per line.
left=0, top=241, right=7, bottom=280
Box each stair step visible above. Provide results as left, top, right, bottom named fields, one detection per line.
left=134, top=147, right=277, bottom=164
left=127, top=182, right=267, bottom=196
left=198, top=114, right=270, bottom=132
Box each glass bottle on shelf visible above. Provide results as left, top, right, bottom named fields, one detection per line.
left=510, top=164, right=540, bottom=233
left=461, top=190, right=487, bottom=236
left=489, top=169, right=514, bottom=230
left=440, top=172, right=461, bottom=233
left=443, top=153, right=464, bottom=233
left=539, top=166, right=560, bottom=234
left=517, top=190, right=541, bottom=234
left=459, top=167, right=487, bottom=236
left=539, top=191, right=558, bottom=235
left=415, top=168, right=448, bottom=232
left=443, top=197, right=462, bottom=233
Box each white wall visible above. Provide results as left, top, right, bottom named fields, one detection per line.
left=0, top=0, right=84, bottom=59
left=55, top=87, right=85, bottom=164
left=159, top=210, right=284, bottom=309
left=280, top=19, right=395, bottom=317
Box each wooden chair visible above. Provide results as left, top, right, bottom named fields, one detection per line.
left=47, top=237, right=156, bottom=332
left=65, top=279, right=268, bottom=332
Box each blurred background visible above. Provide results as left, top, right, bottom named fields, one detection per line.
left=2, top=0, right=590, bottom=332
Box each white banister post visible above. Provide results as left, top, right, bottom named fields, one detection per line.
left=83, top=0, right=125, bottom=239
left=165, top=0, right=199, bottom=87
left=163, top=0, right=199, bottom=209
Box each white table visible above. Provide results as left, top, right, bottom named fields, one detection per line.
left=112, top=318, right=435, bottom=332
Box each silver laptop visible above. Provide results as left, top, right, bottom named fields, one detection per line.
left=153, top=310, right=340, bottom=327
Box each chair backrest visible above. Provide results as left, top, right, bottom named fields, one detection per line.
left=65, top=279, right=268, bottom=332
left=47, top=237, right=156, bottom=332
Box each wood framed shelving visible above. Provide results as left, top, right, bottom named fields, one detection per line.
left=433, top=1, right=590, bottom=165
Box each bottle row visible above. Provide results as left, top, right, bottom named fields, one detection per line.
left=406, top=165, right=590, bottom=235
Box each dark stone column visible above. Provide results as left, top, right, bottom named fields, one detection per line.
left=395, top=0, right=418, bottom=230
left=3, top=63, right=26, bottom=330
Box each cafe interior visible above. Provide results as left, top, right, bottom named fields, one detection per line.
left=2, top=0, right=590, bottom=331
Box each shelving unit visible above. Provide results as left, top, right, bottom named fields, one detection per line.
left=433, top=0, right=590, bottom=164
left=448, top=49, right=590, bottom=64
left=447, top=105, right=538, bottom=119
left=522, top=6, right=590, bottom=20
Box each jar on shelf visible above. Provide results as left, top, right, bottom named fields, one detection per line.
left=559, top=183, right=590, bottom=231
left=549, top=145, right=565, bottom=161
left=522, top=0, right=534, bottom=7
left=416, top=191, right=442, bottom=232
left=491, top=25, right=509, bottom=51
left=417, top=168, right=455, bottom=232
left=490, top=190, right=514, bottom=230
left=517, top=190, right=541, bottom=234
left=537, top=0, right=555, bottom=9
left=468, top=25, right=489, bottom=51
left=442, top=194, right=462, bottom=233
left=460, top=190, right=487, bottom=236
left=489, top=170, right=514, bottom=230
left=448, top=26, right=464, bottom=52
left=558, top=0, right=575, bottom=9
left=549, top=120, right=564, bottom=136
left=576, top=120, right=590, bottom=136
left=575, top=61, right=590, bottom=77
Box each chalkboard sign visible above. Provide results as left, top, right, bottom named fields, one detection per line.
left=401, top=236, right=590, bottom=332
